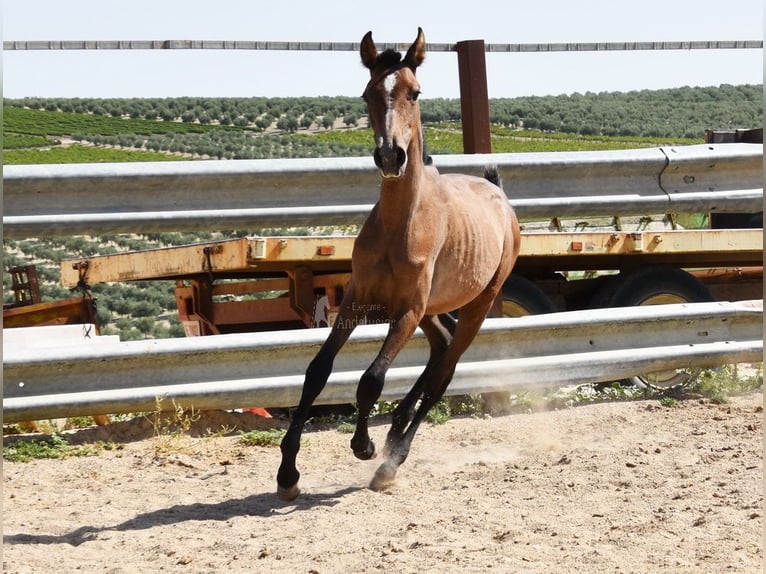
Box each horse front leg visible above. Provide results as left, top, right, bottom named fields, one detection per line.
left=350, top=309, right=421, bottom=463
left=276, top=294, right=360, bottom=501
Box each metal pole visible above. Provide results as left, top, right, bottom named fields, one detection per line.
left=456, top=39, right=492, bottom=154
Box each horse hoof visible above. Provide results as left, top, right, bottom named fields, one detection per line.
left=277, top=483, right=300, bottom=502
left=369, top=463, right=397, bottom=492
left=353, top=440, right=377, bottom=461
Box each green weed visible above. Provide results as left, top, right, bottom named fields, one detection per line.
left=3, top=434, right=101, bottom=463
left=239, top=428, right=286, bottom=447
left=687, top=364, right=763, bottom=403
left=336, top=422, right=356, bottom=434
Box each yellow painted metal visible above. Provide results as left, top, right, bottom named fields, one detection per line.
left=517, top=229, right=762, bottom=257
left=60, top=236, right=356, bottom=286
left=60, top=229, right=763, bottom=287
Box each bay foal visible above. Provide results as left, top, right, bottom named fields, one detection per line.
left=277, top=28, right=520, bottom=500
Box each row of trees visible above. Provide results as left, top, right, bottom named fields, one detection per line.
left=7, top=96, right=369, bottom=133
left=488, top=84, right=762, bottom=138
left=6, top=83, right=761, bottom=139
left=79, top=130, right=371, bottom=159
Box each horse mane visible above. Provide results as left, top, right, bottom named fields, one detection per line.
left=377, top=49, right=402, bottom=68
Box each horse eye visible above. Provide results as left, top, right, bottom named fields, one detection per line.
left=411, top=90, right=421, bottom=102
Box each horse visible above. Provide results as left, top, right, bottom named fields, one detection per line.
left=277, top=27, right=520, bottom=501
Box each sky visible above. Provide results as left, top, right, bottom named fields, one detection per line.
left=2, top=0, right=763, bottom=100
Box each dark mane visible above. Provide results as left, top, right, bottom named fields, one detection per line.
left=377, top=49, right=403, bottom=68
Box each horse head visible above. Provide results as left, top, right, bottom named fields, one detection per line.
left=360, top=28, right=426, bottom=178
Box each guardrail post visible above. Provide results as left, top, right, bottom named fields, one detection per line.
left=456, top=39, right=492, bottom=154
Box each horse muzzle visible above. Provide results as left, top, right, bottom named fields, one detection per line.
left=373, top=144, right=407, bottom=178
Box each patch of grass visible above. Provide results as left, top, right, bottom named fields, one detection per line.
left=3, top=106, right=228, bottom=137
left=659, top=397, right=679, bottom=408
left=4, top=133, right=57, bottom=149
left=687, top=364, right=763, bottom=403
left=3, top=434, right=101, bottom=463
left=336, top=422, right=356, bottom=434
left=548, top=382, right=645, bottom=409
left=3, top=144, right=186, bottom=164
left=239, top=428, right=286, bottom=447
left=425, top=401, right=452, bottom=425
left=63, top=416, right=99, bottom=430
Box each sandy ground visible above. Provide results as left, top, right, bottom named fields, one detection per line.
left=3, top=391, right=762, bottom=574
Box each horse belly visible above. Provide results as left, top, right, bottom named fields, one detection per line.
left=426, top=237, right=503, bottom=314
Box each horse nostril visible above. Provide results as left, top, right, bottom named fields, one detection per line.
left=373, top=148, right=384, bottom=169
left=374, top=144, right=406, bottom=176
left=396, top=147, right=407, bottom=169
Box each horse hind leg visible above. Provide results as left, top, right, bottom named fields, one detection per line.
left=370, top=295, right=498, bottom=492
left=384, top=313, right=453, bottom=454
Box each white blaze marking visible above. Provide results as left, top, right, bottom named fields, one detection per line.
left=383, top=72, right=398, bottom=141
left=383, top=72, right=397, bottom=96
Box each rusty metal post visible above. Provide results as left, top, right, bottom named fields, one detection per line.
left=288, top=266, right=317, bottom=328
left=456, top=39, right=491, bottom=154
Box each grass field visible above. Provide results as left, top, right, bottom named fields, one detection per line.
left=3, top=106, right=705, bottom=165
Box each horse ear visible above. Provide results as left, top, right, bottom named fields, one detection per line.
left=403, top=27, right=426, bottom=70
left=360, top=31, right=378, bottom=70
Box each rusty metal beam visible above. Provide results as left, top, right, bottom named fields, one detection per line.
left=456, top=39, right=492, bottom=154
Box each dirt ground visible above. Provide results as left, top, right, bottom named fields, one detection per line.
left=3, top=391, right=763, bottom=574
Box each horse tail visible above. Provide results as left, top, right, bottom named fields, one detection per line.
left=483, top=165, right=502, bottom=189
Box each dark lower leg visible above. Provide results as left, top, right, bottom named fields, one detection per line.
left=349, top=310, right=422, bottom=462
left=372, top=301, right=495, bottom=492
left=276, top=305, right=357, bottom=500
left=385, top=314, right=451, bottom=453
left=370, top=362, right=456, bottom=492
left=350, top=365, right=386, bottom=459
left=277, top=351, right=335, bottom=499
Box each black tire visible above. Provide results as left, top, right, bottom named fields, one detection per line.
left=588, top=275, right=619, bottom=310
left=501, top=274, right=557, bottom=317
left=607, top=266, right=714, bottom=390
left=607, top=265, right=714, bottom=308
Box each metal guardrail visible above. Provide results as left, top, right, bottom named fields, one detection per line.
left=3, top=300, right=761, bottom=422
left=4, top=143, right=762, bottom=238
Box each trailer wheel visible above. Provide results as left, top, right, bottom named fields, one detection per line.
left=607, top=265, right=714, bottom=308
left=501, top=274, right=557, bottom=317
left=607, top=266, right=714, bottom=390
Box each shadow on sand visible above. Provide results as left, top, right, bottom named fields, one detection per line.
left=4, top=485, right=362, bottom=547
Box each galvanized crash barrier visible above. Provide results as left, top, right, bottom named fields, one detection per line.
left=4, top=144, right=762, bottom=237
left=3, top=300, right=761, bottom=423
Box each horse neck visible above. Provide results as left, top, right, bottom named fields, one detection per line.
left=378, top=131, right=428, bottom=232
